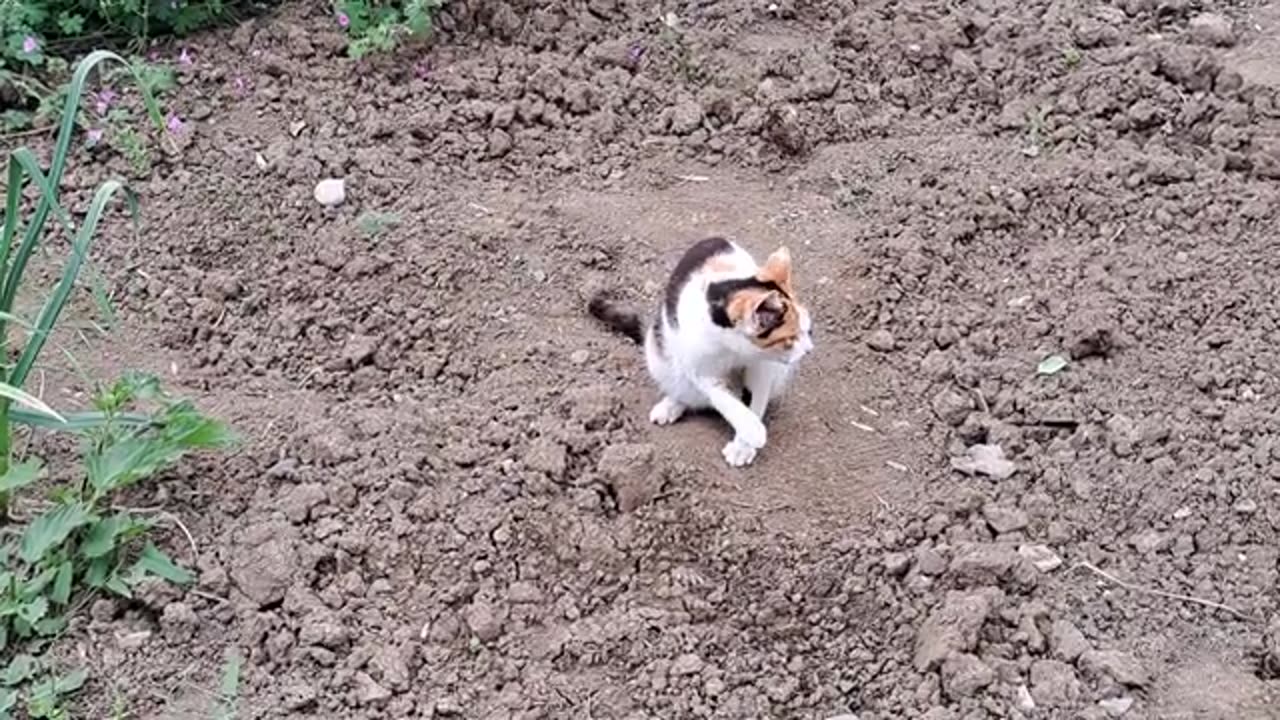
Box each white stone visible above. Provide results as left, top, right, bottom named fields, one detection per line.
left=314, top=178, right=346, bottom=207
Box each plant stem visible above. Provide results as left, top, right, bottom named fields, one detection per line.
left=0, top=397, right=10, bottom=522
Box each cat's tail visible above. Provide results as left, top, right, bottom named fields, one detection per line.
left=587, top=291, right=644, bottom=344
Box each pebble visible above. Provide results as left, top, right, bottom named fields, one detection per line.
left=866, top=329, right=896, bottom=352
left=1015, top=684, right=1036, bottom=712
left=1018, top=544, right=1063, bottom=573
left=1188, top=12, right=1235, bottom=46
left=982, top=503, right=1029, bottom=534
left=1234, top=498, right=1258, bottom=514
left=570, top=349, right=591, bottom=365
left=314, top=178, right=346, bottom=206
left=671, top=653, right=705, bottom=676
left=1099, top=696, right=1134, bottom=717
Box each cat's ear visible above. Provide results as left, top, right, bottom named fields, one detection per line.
left=750, top=291, right=786, bottom=333
left=759, top=246, right=793, bottom=286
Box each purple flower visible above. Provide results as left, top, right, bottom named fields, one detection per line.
left=627, top=44, right=645, bottom=64
left=232, top=75, right=249, bottom=96
left=166, top=113, right=185, bottom=133
left=94, top=88, right=117, bottom=116
left=178, top=48, right=193, bottom=65
left=147, top=50, right=160, bottom=62
left=413, top=60, right=431, bottom=79
left=337, top=11, right=350, bottom=28
left=21, top=36, right=38, bottom=54
left=86, top=128, right=104, bottom=146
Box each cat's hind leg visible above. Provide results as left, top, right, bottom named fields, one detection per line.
left=649, top=397, right=686, bottom=425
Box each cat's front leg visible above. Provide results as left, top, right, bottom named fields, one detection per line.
left=694, top=378, right=767, bottom=467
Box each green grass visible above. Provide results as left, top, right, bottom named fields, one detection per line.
left=0, top=49, right=234, bottom=718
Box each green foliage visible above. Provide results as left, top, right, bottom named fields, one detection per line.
left=335, top=0, right=444, bottom=58
left=0, top=50, right=234, bottom=715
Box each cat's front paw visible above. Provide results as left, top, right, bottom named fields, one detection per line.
left=722, top=439, right=758, bottom=467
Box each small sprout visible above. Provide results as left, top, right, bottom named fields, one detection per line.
left=1037, top=354, right=1069, bottom=376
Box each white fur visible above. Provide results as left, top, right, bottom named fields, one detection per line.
left=644, top=241, right=814, bottom=467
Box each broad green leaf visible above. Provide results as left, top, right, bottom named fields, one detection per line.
left=1037, top=354, right=1069, bottom=376
left=0, top=459, right=42, bottom=493
left=20, top=503, right=91, bottom=563
left=0, top=687, right=13, bottom=711
left=54, top=669, right=85, bottom=694
left=84, top=557, right=110, bottom=588
left=16, top=597, right=46, bottom=626
left=2, top=655, right=35, bottom=686
left=21, top=567, right=58, bottom=600
left=80, top=516, right=122, bottom=559
left=104, top=574, right=131, bottom=599
left=50, top=562, right=72, bottom=605
left=33, top=617, right=65, bottom=637
left=132, top=543, right=193, bottom=585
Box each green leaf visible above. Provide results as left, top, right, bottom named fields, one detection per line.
left=16, top=597, right=47, bottom=626
left=0, top=688, right=14, bottom=711
left=0, top=382, right=64, bottom=425
left=132, top=543, right=193, bottom=585
left=1036, top=354, right=1069, bottom=376
left=104, top=574, right=131, bottom=599
left=84, top=557, right=110, bottom=588
left=0, top=459, right=41, bottom=493
left=9, top=409, right=153, bottom=433
left=49, top=562, right=71, bottom=605
left=3, top=655, right=36, bottom=686
left=20, top=503, right=92, bottom=563
left=80, top=516, right=121, bottom=559
left=54, top=669, right=85, bottom=694
left=33, top=616, right=65, bottom=637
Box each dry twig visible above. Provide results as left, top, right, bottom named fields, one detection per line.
left=1072, top=561, right=1255, bottom=623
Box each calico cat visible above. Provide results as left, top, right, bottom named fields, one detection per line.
left=589, top=237, right=814, bottom=467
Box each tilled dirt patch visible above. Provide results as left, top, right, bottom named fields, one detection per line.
left=8, top=0, right=1280, bottom=718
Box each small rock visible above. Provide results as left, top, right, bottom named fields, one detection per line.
left=949, top=542, right=1039, bottom=590
left=932, top=389, right=973, bottom=426
left=1030, top=659, right=1082, bottom=708
left=866, top=329, right=896, bottom=352
left=1129, top=529, right=1168, bottom=555
left=283, top=683, right=317, bottom=711
left=916, top=547, right=947, bottom=576
left=598, top=442, right=662, bottom=512
left=569, top=349, right=591, bottom=365
left=1080, top=649, right=1149, bottom=687
left=982, top=503, right=1029, bottom=534
left=951, top=443, right=1016, bottom=479
left=159, top=602, right=199, bottom=640
left=229, top=520, right=300, bottom=608
left=464, top=599, right=505, bottom=641
left=116, top=629, right=152, bottom=650
left=506, top=580, right=543, bottom=604
left=670, top=101, right=704, bottom=135
left=1018, top=544, right=1063, bottom=573
left=671, top=653, right=705, bottom=676
left=1015, top=684, right=1036, bottom=712
left=314, top=178, right=345, bottom=206
left=941, top=653, right=995, bottom=698
left=1050, top=619, right=1090, bottom=662
left=882, top=552, right=911, bottom=577
left=1189, top=12, right=1235, bottom=47
left=434, top=696, right=464, bottom=716
left=354, top=671, right=392, bottom=706
left=341, top=334, right=379, bottom=367
left=487, top=128, right=513, bottom=157
left=280, top=483, right=326, bottom=523
left=525, top=438, right=567, bottom=480
left=914, top=588, right=1004, bottom=671
left=1234, top=497, right=1258, bottom=514
left=1099, top=696, right=1135, bottom=717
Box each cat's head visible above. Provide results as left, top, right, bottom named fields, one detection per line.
left=713, top=247, right=814, bottom=364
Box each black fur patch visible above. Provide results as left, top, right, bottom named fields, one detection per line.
left=664, top=237, right=734, bottom=327
left=706, top=277, right=788, bottom=328
left=651, top=317, right=665, bottom=353
left=588, top=292, right=643, bottom=344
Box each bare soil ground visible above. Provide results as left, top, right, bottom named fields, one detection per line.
left=12, top=0, right=1280, bottom=717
